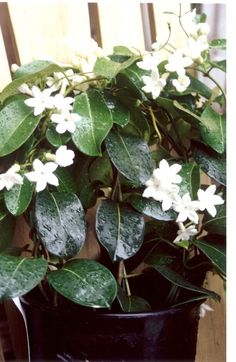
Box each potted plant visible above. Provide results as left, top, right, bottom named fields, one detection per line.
left=0, top=7, right=226, bottom=362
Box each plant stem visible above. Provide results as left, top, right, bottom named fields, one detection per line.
left=123, top=262, right=131, bottom=297
left=149, top=106, right=162, bottom=143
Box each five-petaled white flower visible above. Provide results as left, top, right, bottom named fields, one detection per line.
left=173, top=193, right=200, bottom=224
left=24, top=86, right=54, bottom=116
left=0, top=164, right=23, bottom=191
left=199, top=303, right=214, bottom=318
left=172, top=75, right=191, bottom=92
left=143, top=159, right=182, bottom=211
left=25, top=159, right=58, bottom=192
left=165, top=50, right=193, bottom=76
left=142, top=69, right=167, bottom=99
left=46, top=146, right=75, bottom=167
left=50, top=112, right=81, bottom=134
left=137, top=53, right=161, bottom=71
left=197, top=185, right=224, bottom=217
left=52, top=94, right=74, bottom=113
left=183, top=36, right=209, bottom=61
left=173, top=224, right=198, bottom=244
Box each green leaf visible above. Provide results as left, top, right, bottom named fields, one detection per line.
left=89, top=152, right=113, bottom=186
left=4, top=177, right=34, bottom=216
left=156, top=97, right=180, bottom=118
left=117, top=286, right=151, bottom=312
left=209, top=39, right=226, bottom=50
left=203, top=203, right=226, bottom=236
left=194, top=239, right=226, bottom=275
left=0, top=198, right=8, bottom=221
left=0, top=99, right=41, bottom=156
left=96, top=199, right=144, bottom=262
left=0, top=215, right=16, bottom=252
left=72, top=89, right=113, bottom=156
left=127, top=194, right=176, bottom=221
left=54, top=168, right=77, bottom=193
left=178, top=162, right=200, bottom=199
left=0, top=61, right=62, bottom=103
left=166, top=75, right=212, bottom=99
left=78, top=183, right=97, bottom=210
left=192, top=140, right=226, bottom=186
left=0, top=255, right=48, bottom=300
left=209, top=60, right=226, bottom=72
left=146, top=253, right=220, bottom=301
left=105, top=131, right=154, bottom=185
left=199, top=106, right=226, bottom=153
left=46, top=128, right=71, bottom=147
left=35, top=191, right=86, bottom=258
left=48, top=259, right=117, bottom=308
left=122, top=109, right=150, bottom=142
left=173, top=100, right=201, bottom=125
left=102, top=92, right=130, bottom=127
left=113, top=46, right=135, bottom=56
left=94, top=56, right=138, bottom=80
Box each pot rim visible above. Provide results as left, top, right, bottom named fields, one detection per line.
left=19, top=294, right=202, bottom=320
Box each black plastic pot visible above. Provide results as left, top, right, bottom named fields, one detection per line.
left=20, top=292, right=201, bottom=362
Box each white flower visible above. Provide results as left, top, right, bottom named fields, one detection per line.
left=142, top=69, right=166, bottom=99
left=46, top=69, right=74, bottom=94
left=173, top=224, right=198, bottom=244
left=52, top=93, right=74, bottom=113
left=55, top=146, right=75, bottom=167
left=18, top=83, right=33, bottom=96
left=173, top=193, right=200, bottom=224
left=142, top=159, right=182, bottom=211
left=24, top=86, right=54, bottom=116
left=183, top=36, right=209, bottom=61
left=197, top=22, right=210, bottom=36
left=11, top=63, right=19, bottom=73
left=199, top=303, right=214, bottom=318
left=172, top=75, right=191, bottom=92
left=25, top=159, right=58, bottom=192
left=50, top=112, right=81, bottom=134
left=137, top=53, right=161, bottom=71
left=143, top=183, right=180, bottom=211
left=153, top=159, right=182, bottom=185
left=180, top=8, right=198, bottom=37
left=197, top=185, right=224, bottom=217
left=165, top=50, right=193, bottom=76
left=72, top=39, right=105, bottom=75
left=0, top=164, right=23, bottom=191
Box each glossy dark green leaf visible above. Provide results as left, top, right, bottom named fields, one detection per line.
left=4, top=177, right=34, bottom=216
left=0, top=198, right=8, bottom=221
left=35, top=191, right=86, bottom=258
left=102, top=92, right=130, bottom=127
left=203, top=203, right=226, bottom=236
left=105, top=131, right=154, bottom=185
left=194, top=239, right=226, bottom=275
left=72, top=89, right=113, bottom=156
left=48, top=259, right=117, bottom=308
left=173, top=101, right=201, bottom=125
left=178, top=162, right=200, bottom=199
left=0, top=99, right=41, bottom=156
left=89, top=152, right=113, bottom=186
left=122, top=109, right=150, bottom=142
left=94, top=56, right=138, bottom=80
left=117, top=286, right=151, bottom=312
left=0, top=61, right=62, bottom=103
left=96, top=199, right=144, bottom=262
left=127, top=194, right=176, bottom=221
left=192, top=140, right=226, bottom=185
left=116, top=64, right=148, bottom=101
left=46, top=128, right=71, bottom=147
left=156, top=97, right=180, bottom=118
left=0, top=255, right=48, bottom=300
left=209, top=39, right=226, bottom=50
left=146, top=253, right=220, bottom=301
left=78, top=183, right=97, bottom=209
left=199, top=106, right=226, bottom=153
left=0, top=215, right=16, bottom=252
left=54, top=168, right=77, bottom=193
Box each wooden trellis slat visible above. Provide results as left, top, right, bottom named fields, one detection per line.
left=0, top=26, right=11, bottom=91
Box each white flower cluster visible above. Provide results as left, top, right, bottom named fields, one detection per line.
left=0, top=145, right=75, bottom=193
left=137, top=8, right=210, bottom=98
left=143, top=159, right=224, bottom=246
